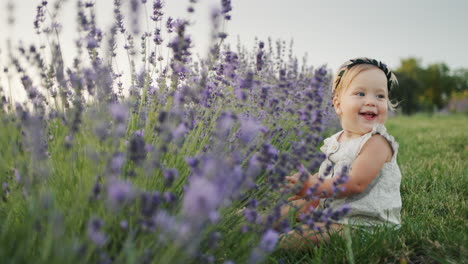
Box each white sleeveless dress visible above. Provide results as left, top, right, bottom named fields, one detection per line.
left=317, top=124, right=402, bottom=226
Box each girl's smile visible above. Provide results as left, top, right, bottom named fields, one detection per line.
left=359, top=111, right=377, bottom=120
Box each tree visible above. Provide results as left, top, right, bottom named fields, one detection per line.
left=393, top=57, right=466, bottom=114
left=420, top=63, right=455, bottom=110
left=393, top=58, right=424, bottom=114
left=452, top=68, right=468, bottom=92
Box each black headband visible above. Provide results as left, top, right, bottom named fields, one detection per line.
left=334, top=58, right=396, bottom=94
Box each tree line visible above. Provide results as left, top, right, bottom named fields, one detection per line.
left=391, top=57, right=468, bottom=114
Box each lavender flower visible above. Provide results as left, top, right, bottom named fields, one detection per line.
left=163, top=191, right=177, bottom=204
left=216, top=111, right=236, bottom=139
left=238, top=117, right=264, bottom=144
left=129, top=0, right=141, bottom=35
left=85, top=37, right=98, bottom=49
left=185, top=157, right=199, bottom=168
left=33, top=2, right=47, bottom=33
left=166, top=17, right=174, bottom=33
left=106, top=179, right=135, bottom=210
left=221, top=0, right=232, bottom=19
left=128, top=131, right=147, bottom=164
left=87, top=217, right=107, bottom=247
left=140, top=191, right=161, bottom=218
left=153, top=28, right=163, bottom=45
left=6, top=1, right=14, bottom=26
left=259, top=229, right=279, bottom=252
left=182, top=177, right=219, bottom=222
left=120, top=220, right=128, bottom=230
left=109, top=152, right=126, bottom=174
left=163, top=168, right=178, bottom=187
left=151, top=0, right=164, bottom=21
left=172, top=123, right=187, bottom=144
left=113, top=0, right=125, bottom=33
left=256, top=41, right=265, bottom=71
left=243, top=208, right=258, bottom=223
left=248, top=229, right=279, bottom=263
left=91, top=182, right=102, bottom=200
left=109, top=103, right=129, bottom=123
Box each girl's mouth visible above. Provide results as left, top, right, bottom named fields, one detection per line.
left=359, top=112, right=377, bottom=120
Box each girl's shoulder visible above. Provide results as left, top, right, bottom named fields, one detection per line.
left=358, top=124, right=399, bottom=161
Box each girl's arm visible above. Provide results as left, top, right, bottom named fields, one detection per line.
left=288, top=134, right=392, bottom=200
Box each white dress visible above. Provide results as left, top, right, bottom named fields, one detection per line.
left=317, top=124, right=402, bottom=226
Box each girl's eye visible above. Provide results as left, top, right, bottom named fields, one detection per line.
left=356, top=92, right=365, bottom=96
left=377, top=94, right=386, bottom=99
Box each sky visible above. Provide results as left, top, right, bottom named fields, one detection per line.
left=1, top=0, right=468, bottom=100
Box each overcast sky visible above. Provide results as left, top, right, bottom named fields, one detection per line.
left=1, top=0, right=468, bottom=100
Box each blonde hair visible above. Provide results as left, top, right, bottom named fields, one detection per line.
left=331, top=58, right=399, bottom=111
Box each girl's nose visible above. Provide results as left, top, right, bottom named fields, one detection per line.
left=365, top=97, right=376, bottom=106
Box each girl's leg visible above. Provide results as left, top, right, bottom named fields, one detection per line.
left=278, top=222, right=344, bottom=249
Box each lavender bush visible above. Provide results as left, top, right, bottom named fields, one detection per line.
left=0, top=1, right=342, bottom=263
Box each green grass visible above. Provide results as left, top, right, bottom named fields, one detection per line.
left=271, top=114, right=468, bottom=263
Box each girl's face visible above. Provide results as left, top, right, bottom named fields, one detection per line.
left=333, top=68, right=388, bottom=138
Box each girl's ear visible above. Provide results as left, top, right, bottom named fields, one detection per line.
left=333, top=96, right=342, bottom=116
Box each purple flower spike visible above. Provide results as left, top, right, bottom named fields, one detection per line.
left=217, top=32, right=228, bottom=39
left=163, top=168, right=179, bottom=187
left=120, top=220, right=128, bottom=230
left=91, top=182, right=102, bottom=199
left=109, top=103, right=128, bottom=123
left=182, top=177, right=219, bottom=221
left=128, top=132, right=147, bottom=164
left=113, top=0, right=126, bottom=33
left=110, top=152, right=126, bottom=174
left=140, top=191, right=161, bottom=218
left=260, top=229, right=279, bottom=252
left=134, top=129, right=144, bottom=137
left=87, top=217, right=107, bottom=247
left=106, top=179, right=135, bottom=210
left=166, top=17, right=174, bottom=33
left=247, top=199, right=258, bottom=208
left=243, top=208, right=258, bottom=223
left=163, top=191, right=177, bottom=204
left=172, top=123, right=187, bottom=142
left=151, top=0, right=164, bottom=22
left=239, top=117, right=264, bottom=144
left=185, top=157, right=199, bottom=168
left=153, top=28, right=163, bottom=45
left=130, top=0, right=141, bottom=35
left=221, top=0, right=232, bottom=18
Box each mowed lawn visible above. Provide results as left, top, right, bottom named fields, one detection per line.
left=386, top=114, right=467, bottom=262
left=273, top=114, right=467, bottom=264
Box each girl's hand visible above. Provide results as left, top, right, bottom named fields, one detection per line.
left=284, top=166, right=311, bottom=200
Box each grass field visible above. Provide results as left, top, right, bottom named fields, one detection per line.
left=272, top=114, right=468, bottom=263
